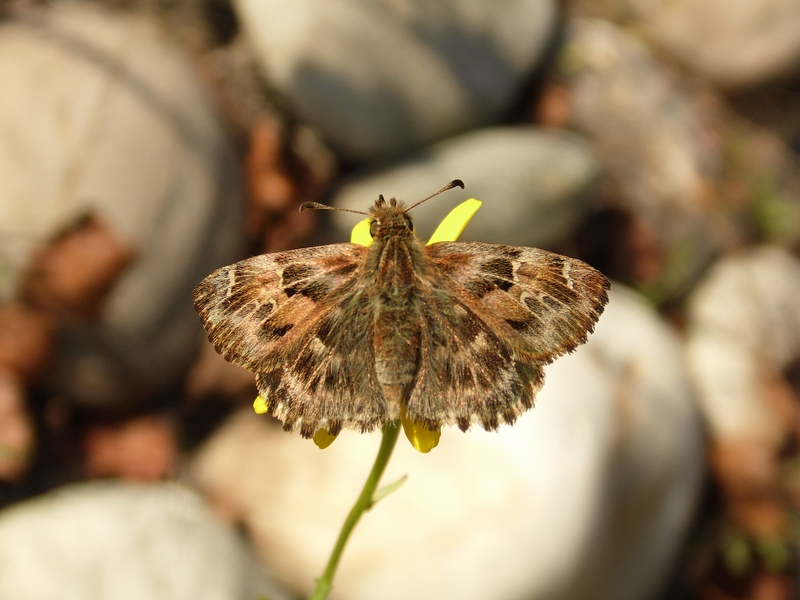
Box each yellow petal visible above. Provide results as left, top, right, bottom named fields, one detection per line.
left=400, top=408, right=441, bottom=453
left=351, top=218, right=373, bottom=246
left=426, top=198, right=482, bottom=245
left=313, top=428, right=338, bottom=449
left=253, top=396, right=269, bottom=414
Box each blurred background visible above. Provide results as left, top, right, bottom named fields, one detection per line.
left=1, top=1, right=799, bottom=599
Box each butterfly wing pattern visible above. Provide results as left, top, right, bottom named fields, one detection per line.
left=408, top=242, right=609, bottom=431
left=194, top=243, right=390, bottom=436
left=194, top=191, right=610, bottom=440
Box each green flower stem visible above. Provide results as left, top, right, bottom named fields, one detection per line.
left=308, top=420, right=401, bottom=600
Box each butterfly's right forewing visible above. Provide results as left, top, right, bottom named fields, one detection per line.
left=404, top=241, right=609, bottom=432
left=425, top=242, right=609, bottom=361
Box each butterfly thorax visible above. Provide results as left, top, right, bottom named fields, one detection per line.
left=365, top=200, right=428, bottom=416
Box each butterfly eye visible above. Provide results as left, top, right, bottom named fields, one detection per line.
left=404, top=215, right=414, bottom=231
left=369, top=220, right=379, bottom=237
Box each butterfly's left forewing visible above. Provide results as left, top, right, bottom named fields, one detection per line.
left=193, top=244, right=367, bottom=372
left=193, top=243, right=388, bottom=437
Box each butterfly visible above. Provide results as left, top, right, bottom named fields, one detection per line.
left=193, top=180, right=609, bottom=440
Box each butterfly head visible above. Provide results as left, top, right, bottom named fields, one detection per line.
left=299, top=180, right=465, bottom=243
left=368, top=195, right=414, bottom=239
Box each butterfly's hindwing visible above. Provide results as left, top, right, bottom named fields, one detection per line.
left=407, top=291, right=544, bottom=431
left=255, top=288, right=387, bottom=437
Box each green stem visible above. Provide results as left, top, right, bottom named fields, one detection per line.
left=308, top=420, right=401, bottom=600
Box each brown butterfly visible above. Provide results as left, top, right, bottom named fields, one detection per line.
left=193, top=181, right=609, bottom=439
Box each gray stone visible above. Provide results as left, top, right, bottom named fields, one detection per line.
left=329, top=127, right=599, bottom=248
left=0, top=3, right=246, bottom=407
left=627, top=0, right=800, bottom=87
left=0, top=482, right=289, bottom=600
left=686, top=246, right=800, bottom=443
left=564, top=19, right=712, bottom=226
left=562, top=19, right=719, bottom=296
left=234, top=0, right=558, bottom=161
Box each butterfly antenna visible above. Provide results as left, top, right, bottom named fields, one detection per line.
left=299, top=202, right=370, bottom=216
left=403, top=179, right=465, bottom=213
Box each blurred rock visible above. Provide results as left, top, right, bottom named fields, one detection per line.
left=627, top=0, right=800, bottom=87
left=0, top=3, right=246, bottom=408
left=83, top=414, right=178, bottom=481
left=0, top=481, right=289, bottom=600
left=564, top=19, right=713, bottom=224
left=0, top=371, right=34, bottom=482
left=234, top=0, right=559, bottom=161
left=192, top=285, right=703, bottom=600
left=0, top=302, right=54, bottom=383
left=686, top=245, right=800, bottom=444
left=561, top=19, right=719, bottom=296
left=329, top=127, right=599, bottom=247
left=685, top=247, right=800, bottom=594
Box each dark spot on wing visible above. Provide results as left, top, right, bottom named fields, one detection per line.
left=483, top=258, right=514, bottom=290
left=506, top=316, right=544, bottom=337
left=324, top=371, right=337, bottom=389
left=259, top=322, right=293, bottom=342
left=222, top=293, right=252, bottom=312
left=293, top=345, right=316, bottom=373
left=297, top=280, right=331, bottom=301
left=542, top=295, right=561, bottom=310
left=523, top=296, right=542, bottom=313
left=283, top=270, right=338, bottom=300
left=282, top=263, right=314, bottom=285
left=462, top=257, right=515, bottom=297
left=549, top=255, right=566, bottom=271
left=506, top=319, right=528, bottom=331
left=540, top=280, right=578, bottom=304
left=316, top=314, right=336, bottom=345
left=463, top=277, right=494, bottom=297
left=256, top=370, right=287, bottom=405
left=279, top=253, right=361, bottom=302
left=453, top=306, right=483, bottom=343
left=253, top=302, right=274, bottom=321
left=476, top=346, right=508, bottom=372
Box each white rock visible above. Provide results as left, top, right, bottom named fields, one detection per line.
left=329, top=127, right=599, bottom=248
left=0, top=482, right=289, bottom=600
left=686, top=246, right=800, bottom=442
left=565, top=19, right=711, bottom=226
left=0, top=4, right=246, bottom=406
left=192, top=285, right=703, bottom=600
left=562, top=19, right=718, bottom=295
left=234, top=0, right=558, bottom=161
left=627, top=0, right=800, bottom=87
